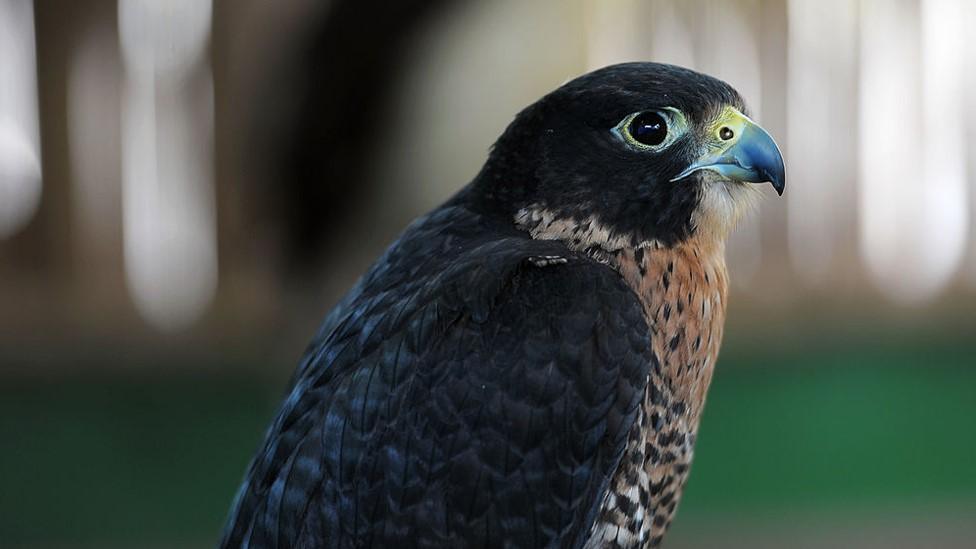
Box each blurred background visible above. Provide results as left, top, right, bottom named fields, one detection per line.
left=1, top=0, right=975, bottom=547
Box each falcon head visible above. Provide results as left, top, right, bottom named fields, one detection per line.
left=480, top=62, right=785, bottom=248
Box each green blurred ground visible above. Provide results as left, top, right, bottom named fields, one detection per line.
left=2, top=336, right=975, bottom=548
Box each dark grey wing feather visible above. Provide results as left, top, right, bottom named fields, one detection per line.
left=221, top=209, right=651, bottom=549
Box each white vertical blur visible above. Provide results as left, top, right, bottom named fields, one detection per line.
left=645, top=0, right=695, bottom=69
left=968, top=0, right=976, bottom=286
left=584, top=0, right=643, bottom=70
left=860, top=0, right=968, bottom=302
left=0, top=0, right=41, bottom=239
left=696, top=0, right=765, bottom=288
left=920, top=0, right=969, bottom=293
left=786, top=0, right=857, bottom=284
left=118, top=0, right=217, bottom=331
left=585, top=0, right=696, bottom=75
left=859, top=0, right=918, bottom=299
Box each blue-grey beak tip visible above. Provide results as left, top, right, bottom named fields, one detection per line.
left=763, top=161, right=786, bottom=196
left=741, top=123, right=786, bottom=196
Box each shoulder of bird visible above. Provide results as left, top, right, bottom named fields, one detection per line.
left=223, top=205, right=653, bottom=548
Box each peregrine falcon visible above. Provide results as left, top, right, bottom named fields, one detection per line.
left=221, top=62, right=785, bottom=548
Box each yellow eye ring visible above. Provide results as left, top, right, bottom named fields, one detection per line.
left=613, top=107, right=688, bottom=151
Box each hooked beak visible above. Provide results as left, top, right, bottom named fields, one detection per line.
left=671, top=107, right=786, bottom=195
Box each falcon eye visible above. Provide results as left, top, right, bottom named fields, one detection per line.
left=628, top=111, right=668, bottom=146
left=613, top=108, right=686, bottom=151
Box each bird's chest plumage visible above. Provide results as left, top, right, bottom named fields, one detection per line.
left=587, top=240, right=728, bottom=548
left=514, top=207, right=730, bottom=547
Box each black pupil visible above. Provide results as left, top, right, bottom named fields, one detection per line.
left=629, top=112, right=668, bottom=146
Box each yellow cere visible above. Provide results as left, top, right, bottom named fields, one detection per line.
left=706, top=106, right=753, bottom=150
